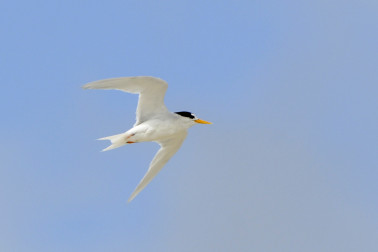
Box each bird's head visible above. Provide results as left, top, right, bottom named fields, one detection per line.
left=175, top=111, right=212, bottom=126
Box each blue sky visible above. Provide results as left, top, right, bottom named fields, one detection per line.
left=1, top=0, right=377, bottom=251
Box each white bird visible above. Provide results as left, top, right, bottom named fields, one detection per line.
left=82, top=76, right=211, bottom=202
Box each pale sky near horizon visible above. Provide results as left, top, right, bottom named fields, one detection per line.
left=1, top=1, right=377, bottom=251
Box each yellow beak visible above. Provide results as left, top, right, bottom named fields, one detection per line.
left=194, top=119, right=212, bottom=124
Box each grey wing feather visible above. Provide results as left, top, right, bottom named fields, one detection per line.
left=82, top=76, right=169, bottom=125
left=128, top=132, right=187, bottom=202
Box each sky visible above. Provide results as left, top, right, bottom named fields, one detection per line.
left=0, top=0, right=377, bottom=251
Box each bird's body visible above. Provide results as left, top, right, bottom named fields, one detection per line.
left=82, top=76, right=211, bottom=202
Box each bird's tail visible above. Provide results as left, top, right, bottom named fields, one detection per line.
left=97, top=132, right=127, bottom=151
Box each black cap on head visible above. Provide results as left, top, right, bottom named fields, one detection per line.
left=175, top=111, right=195, bottom=119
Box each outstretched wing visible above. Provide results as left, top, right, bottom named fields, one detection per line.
left=82, top=76, right=169, bottom=125
left=128, top=132, right=188, bottom=202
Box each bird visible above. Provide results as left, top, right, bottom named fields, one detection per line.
left=82, top=76, right=212, bottom=202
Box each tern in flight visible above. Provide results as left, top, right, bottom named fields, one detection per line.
left=83, top=76, right=211, bottom=202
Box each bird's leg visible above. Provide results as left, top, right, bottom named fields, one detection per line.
left=126, top=133, right=136, bottom=144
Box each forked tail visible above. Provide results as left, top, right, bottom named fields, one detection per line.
left=98, top=132, right=127, bottom=151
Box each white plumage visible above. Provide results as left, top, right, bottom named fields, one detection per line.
left=83, top=76, right=211, bottom=202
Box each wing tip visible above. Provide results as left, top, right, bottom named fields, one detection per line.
left=81, top=83, right=93, bottom=89
left=128, top=192, right=138, bottom=203
left=128, top=183, right=146, bottom=203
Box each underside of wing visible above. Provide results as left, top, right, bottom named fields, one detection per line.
left=82, top=76, right=169, bottom=124
left=82, top=76, right=167, bottom=93
left=128, top=132, right=188, bottom=202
